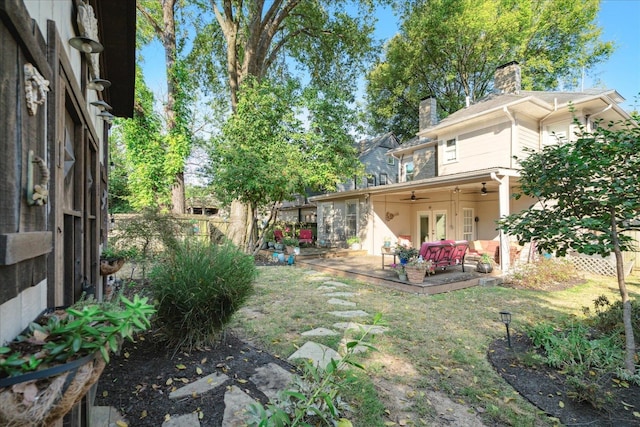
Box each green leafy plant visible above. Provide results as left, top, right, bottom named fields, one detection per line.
left=150, top=240, right=256, bottom=350
left=246, top=314, right=382, bottom=426
left=346, top=236, right=360, bottom=245
left=282, top=237, right=300, bottom=247
left=100, top=246, right=138, bottom=261
left=0, top=295, right=155, bottom=378
left=395, top=246, right=418, bottom=261
left=479, top=253, right=493, bottom=264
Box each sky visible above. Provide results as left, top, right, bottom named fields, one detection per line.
left=142, top=0, right=640, bottom=112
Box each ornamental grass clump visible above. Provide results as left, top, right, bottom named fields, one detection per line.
left=150, top=240, right=256, bottom=350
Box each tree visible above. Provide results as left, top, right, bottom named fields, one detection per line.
left=366, top=0, right=614, bottom=140
left=137, top=0, right=194, bottom=214
left=498, top=114, right=640, bottom=374
left=206, top=77, right=363, bottom=253
left=189, top=0, right=385, bottom=248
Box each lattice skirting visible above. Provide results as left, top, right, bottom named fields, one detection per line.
left=567, top=252, right=634, bottom=277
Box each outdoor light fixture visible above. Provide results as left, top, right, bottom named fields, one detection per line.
left=90, top=100, right=112, bottom=111
left=69, top=36, right=103, bottom=53
left=88, top=78, right=111, bottom=91
left=481, top=182, right=488, bottom=196
left=97, top=111, right=114, bottom=124
left=500, top=311, right=512, bottom=348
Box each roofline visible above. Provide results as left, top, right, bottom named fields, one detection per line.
left=309, top=168, right=519, bottom=202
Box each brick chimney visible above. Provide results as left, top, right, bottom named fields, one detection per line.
left=419, top=97, right=438, bottom=131
left=494, top=61, right=521, bottom=94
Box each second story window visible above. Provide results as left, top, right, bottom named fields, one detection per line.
left=405, top=161, right=415, bottom=181
left=380, top=173, right=388, bottom=185
left=387, top=156, right=395, bottom=165
left=444, top=138, right=457, bottom=162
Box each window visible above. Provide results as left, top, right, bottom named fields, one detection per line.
left=387, top=156, right=395, bottom=165
left=345, top=200, right=358, bottom=237
left=463, top=208, right=474, bottom=242
left=444, top=138, right=457, bottom=162
left=379, top=173, right=388, bottom=185
left=367, top=176, right=376, bottom=187
left=404, top=161, right=415, bottom=181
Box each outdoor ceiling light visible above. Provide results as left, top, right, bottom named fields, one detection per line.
left=97, top=111, right=114, bottom=123
left=69, top=36, right=104, bottom=53
left=90, top=100, right=112, bottom=111
left=88, top=78, right=111, bottom=91
left=499, top=311, right=512, bottom=348
left=481, top=182, right=488, bottom=196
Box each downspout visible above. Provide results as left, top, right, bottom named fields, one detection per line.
left=586, top=103, right=612, bottom=132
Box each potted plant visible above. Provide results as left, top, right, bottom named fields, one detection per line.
left=346, top=236, right=361, bottom=250
left=404, top=258, right=432, bottom=284
left=100, top=247, right=136, bottom=276
left=0, top=295, right=155, bottom=425
left=264, top=228, right=275, bottom=249
left=395, top=246, right=418, bottom=265
left=390, top=263, right=407, bottom=281
left=282, top=237, right=299, bottom=255
left=476, top=253, right=494, bottom=273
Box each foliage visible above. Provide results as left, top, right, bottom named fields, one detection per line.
left=498, top=113, right=640, bottom=373
left=150, top=240, right=256, bottom=351
left=395, top=246, right=418, bottom=261
left=0, top=295, right=155, bottom=377
left=366, top=0, right=613, bottom=140
left=503, top=258, right=580, bottom=290
left=346, top=236, right=360, bottom=245
left=479, top=253, right=493, bottom=265
left=100, top=246, right=138, bottom=261
left=282, top=237, right=300, bottom=247
left=108, top=209, right=190, bottom=278
left=389, top=263, right=405, bottom=275
left=205, top=78, right=363, bottom=252
left=246, top=314, right=382, bottom=426
left=582, top=295, right=640, bottom=338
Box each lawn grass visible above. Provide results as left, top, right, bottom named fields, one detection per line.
left=230, top=265, right=639, bottom=426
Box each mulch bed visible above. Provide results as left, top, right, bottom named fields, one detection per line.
left=488, top=332, right=640, bottom=426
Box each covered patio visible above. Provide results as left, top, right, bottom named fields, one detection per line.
left=273, top=248, right=501, bottom=294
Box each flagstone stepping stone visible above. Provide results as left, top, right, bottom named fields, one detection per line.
left=222, top=386, right=258, bottom=427
left=169, top=372, right=229, bottom=399
left=340, top=337, right=369, bottom=354
left=323, top=280, right=350, bottom=287
left=316, top=285, right=336, bottom=291
left=333, top=322, right=389, bottom=335
left=250, top=363, right=294, bottom=401
left=327, top=298, right=356, bottom=307
left=288, top=341, right=341, bottom=370
left=323, top=292, right=356, bottom=297
left=301, top=327, right=340, bottom=336
left=328, top=310, right=369, bottom=318
left=162, top=413, right=200, bottom=427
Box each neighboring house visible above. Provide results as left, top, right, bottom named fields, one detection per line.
left=0, top=0, right=134, bottom=423
left=279, top=133, right=400, bottom=241
left=310, top=62, right=633, bottom=272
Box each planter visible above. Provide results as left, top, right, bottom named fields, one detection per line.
left=100, top=257, right=125, bottom=275
left=293, top=247, right=301, bottom=255
left=405, top=266, right=427, bottom=284
left=274, top=243, right=284, bottom=251
left=0, top=352, right=105, bottom=426
left=476, top=262, right=493, bottom=273
left=398, top=273, right=407, bottom=281
left=350, top=243, right=361, bottom=250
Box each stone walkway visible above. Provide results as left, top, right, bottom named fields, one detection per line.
left=92, top=277, right=386, bottom=427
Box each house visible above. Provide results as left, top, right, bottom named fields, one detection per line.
left=310, top=62, right=633, bottom=272
left=0, top=0, right=135, bottom=423
left=278, top=132, right=400, bottom=241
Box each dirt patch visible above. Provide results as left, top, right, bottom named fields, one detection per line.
left=488, top=332, right=640, bottom=426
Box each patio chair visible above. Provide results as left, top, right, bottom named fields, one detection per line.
left=298, top=229, right=313, bottom=245
left=274, top=229, right=283, bottom=242
left=450, top=240, right=469, bottom=272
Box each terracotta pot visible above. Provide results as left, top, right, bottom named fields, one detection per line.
left=100, top=257, right=125, bottom=275
left=476, top=262, right=493, bottom=273
left=405, top=266, right=426, bottom=284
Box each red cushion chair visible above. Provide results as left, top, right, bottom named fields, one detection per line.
left=274, top=229, right=284, bottom=242
left=298, top=229, right=313, bottom=244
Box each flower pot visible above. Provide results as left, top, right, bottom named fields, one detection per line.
left=0, top=352, right=105, bottom=426
left=476, top=262, right=493, bottom=273
left=274, top=243, right=284, bottom=251
left=294, top=247, right=301, bottom=255
left=405, top=266, right=426, bottom=284
left=100, top=257, right=125, bottom=275
left=350, top=243, right=361, bottom=250
left=398, top=273, right=407, bottom=281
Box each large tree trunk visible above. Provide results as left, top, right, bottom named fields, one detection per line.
left=611, top=207, right=636, bottom=375
left=227, top=200, right=248, bottom=248
left=171, top=171, right=185, bottom=214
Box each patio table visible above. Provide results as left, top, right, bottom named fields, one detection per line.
left=381, top=251, right=397, bottom=270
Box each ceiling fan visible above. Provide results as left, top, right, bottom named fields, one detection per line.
left=401, top=191, right=429, bottom=201
left=480, top=182, right=497, bottom=196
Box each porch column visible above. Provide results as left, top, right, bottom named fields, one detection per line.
left=496, top=175, right=511, bottom=273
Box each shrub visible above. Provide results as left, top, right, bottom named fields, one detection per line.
left=150, top=240, right=256, bottom=350
left=582, top=295, right=640, bottom=338
left=504, top=258, right=581, bottom=290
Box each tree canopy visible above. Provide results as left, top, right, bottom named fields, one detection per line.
left=206, top=77, right=363, bottom=253
left=366, top=0, right=614, bottom=140
left=498, top=114, right=640, bottom=373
